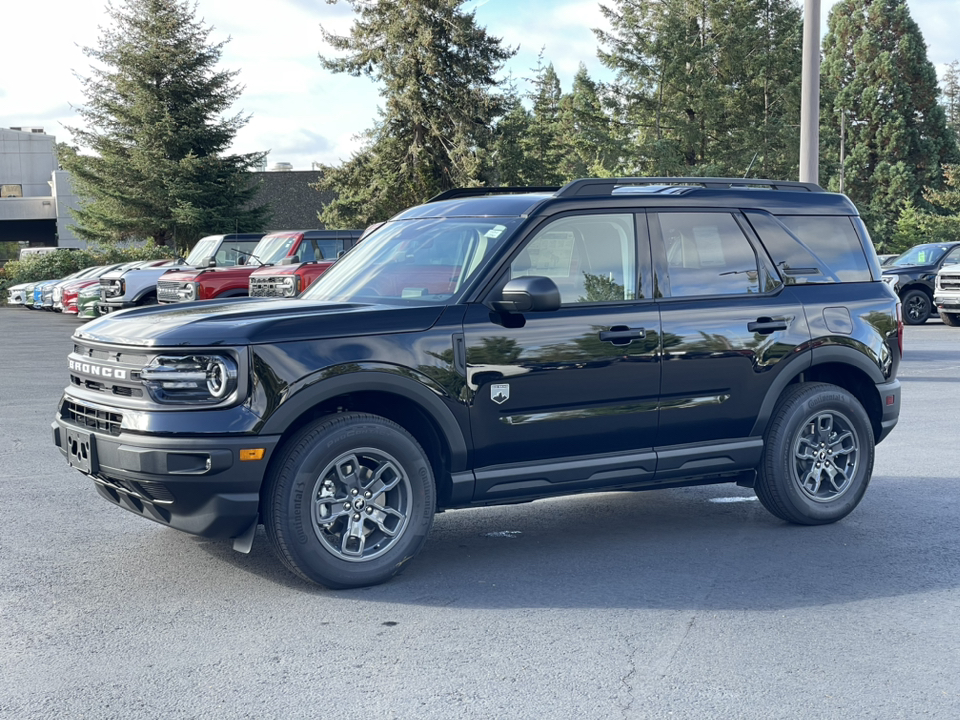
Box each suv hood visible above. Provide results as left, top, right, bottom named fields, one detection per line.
left=75, top=298, right=446, bottom=346
left=162, top=266, right=259, bottom=283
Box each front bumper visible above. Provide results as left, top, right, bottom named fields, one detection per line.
left=98, top=299, right=136, bottom=312
left=53, top=415, right=281, bottom=539
left=933, top=294, right=960, bottom=311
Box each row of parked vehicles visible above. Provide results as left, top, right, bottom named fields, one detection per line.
left=5, top=229, right=365, bottom=316
left=8, top=231, right=959, bottom=326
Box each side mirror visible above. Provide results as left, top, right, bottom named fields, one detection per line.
left=491, top=276, right=561, bottom=314
left=279, top=255, right=300, bottom=266
left=237, top=256, right=246, bottom=265
left=204, top=256, right=217, bottom=268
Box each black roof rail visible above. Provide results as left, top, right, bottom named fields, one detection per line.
left=427, top=186, right=561, bottom=203
left=557, top=177, right=824, bottom=197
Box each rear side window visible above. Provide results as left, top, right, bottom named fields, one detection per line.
left=744, top=212, right=833, bottom=284
left=777, top=216, right=871, bottom=282
left=656, top=212, right=760, bottom=297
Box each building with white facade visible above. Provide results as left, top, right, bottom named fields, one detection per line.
left=0, top=127, right=82, bottom=254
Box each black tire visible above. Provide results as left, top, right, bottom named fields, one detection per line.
left=264, top=412, right=436, bottom=589
left=901, top=288, right=931, bottom=324
left=939, top=311, right=960, bottom=327
left=755, top=382, right=875, bottom=525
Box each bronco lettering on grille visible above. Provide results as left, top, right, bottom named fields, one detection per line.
left=68, top=359, right=128, bottom=380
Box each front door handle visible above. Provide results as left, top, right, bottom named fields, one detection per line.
left=599, top=326, right=646, bottom=345
left=748, top=318, right=788, bottom=334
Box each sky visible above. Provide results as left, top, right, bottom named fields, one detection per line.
left=1, top=0, right=958, bottom=172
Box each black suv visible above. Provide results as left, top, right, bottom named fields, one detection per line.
left=54, top=177, right=902, bottom=589
left=881, top=242, right=960, bottom=324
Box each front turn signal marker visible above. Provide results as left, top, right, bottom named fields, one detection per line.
left=239, top=448, right=265, bottom=462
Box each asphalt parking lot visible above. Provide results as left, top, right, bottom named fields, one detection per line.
left=2, top=307, right=959, bottom=719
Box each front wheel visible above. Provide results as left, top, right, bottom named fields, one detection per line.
left=901, top=288, right=931, bottom=324
left=939, top=311, right=960, bottom=327
left=755, top=383, right=875, bottom=525
left=264, top=412, right=436, bottom=589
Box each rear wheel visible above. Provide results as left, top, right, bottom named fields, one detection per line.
left=939, top=311, right=960, bottom=327
left=264, top=412, right=436, bottom=589
left=755, top=383, right=875, bottom=525
left=901, top=288, right=931, bottom=324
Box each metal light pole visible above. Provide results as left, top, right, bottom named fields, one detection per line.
left=799, top=0, right=821, bottom=184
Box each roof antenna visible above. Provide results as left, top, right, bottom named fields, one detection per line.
left=743, top=152, right=759, bottom=178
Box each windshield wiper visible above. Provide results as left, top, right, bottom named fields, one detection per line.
left=236, top=249, right=264, bottom=266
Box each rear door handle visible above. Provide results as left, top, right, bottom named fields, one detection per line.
left=748, top=318, right=788, bottom=334
left=599, top=326, right=646, bottom=345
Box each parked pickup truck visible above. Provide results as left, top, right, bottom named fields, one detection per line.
left=158, top=230, right=363, bottom=303
left=99, top=233, right=264, bottom=312
left=934, top=261, right=960, bottom=326
left=247, top=230, right=366, bottom=298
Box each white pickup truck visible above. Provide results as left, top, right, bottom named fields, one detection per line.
left=934, top=263, right=960, bottom=326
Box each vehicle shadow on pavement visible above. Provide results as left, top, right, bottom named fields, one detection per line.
left=189, top=475, right=960, bottom=611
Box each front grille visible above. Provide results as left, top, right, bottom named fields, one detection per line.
left=940, top=276, right=960, bottom=291
left=250, top=277, right=285, bottom=297
left=62, top=399, right=123, bottom=436
left=157, top=280, right=180, bottom=303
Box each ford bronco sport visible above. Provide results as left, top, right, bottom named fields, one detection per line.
left=54, top=178, right=902, bottom=589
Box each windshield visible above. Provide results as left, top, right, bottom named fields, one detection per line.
left=300, top=217, right=522, bottom=304
left=185, top=236, right=221, bottom=266
left=891, top=244, right=949, bottom=267
left=249, top=234, right=300, bottom=265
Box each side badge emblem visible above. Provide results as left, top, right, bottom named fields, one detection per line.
left=491, top=383, right=510, bottom=405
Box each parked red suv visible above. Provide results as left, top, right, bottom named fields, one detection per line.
left=158, top=230, right=362, bottom=303
left=248, top=229, right=365, bottom=298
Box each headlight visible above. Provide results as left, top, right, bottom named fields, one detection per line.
left=103, top=279, right=125, bottom=298
left=176, top=282, right=198, bottom=301
left=140, top=354, right=238, bottom=404
left=279, top=275, right=300, bottom=297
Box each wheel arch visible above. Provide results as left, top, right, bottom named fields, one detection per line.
left=131, top=286, right=157, bottom=304
left=259, top=371, right=469, bottom=508
left=215, top=288, right=249, bottom=299
left=751, top=348, right=885, bottom=443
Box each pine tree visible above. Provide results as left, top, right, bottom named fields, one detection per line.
left=488, top=76, right=537, bottom=186
left=821, top=0, right=959, bottom=246
left=315, top=0, right=514, bottom=227
left=557, top=64, right=621, bottom=179
left=61, top=0, right=266, bottom=251
left=596, top=0, right=802, bottom=177
left=942, top=61, right=960, bottom=145
left=523, top=54, right=567, bottom=186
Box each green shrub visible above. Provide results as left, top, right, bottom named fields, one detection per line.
left=0, top=243, right=175, bottom=303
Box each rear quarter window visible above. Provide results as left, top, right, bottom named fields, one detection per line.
left=776, top=215, right=872, bottom=282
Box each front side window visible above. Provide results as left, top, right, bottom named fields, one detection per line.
left=300, top=217, right=522, bottom=304
left=510, top=214, right=637, bottom=304
left=938, top=246, right=960, bottom=267
left=657, top=212, right=760, bottom=297
left=215, top=239, right=261, bottom=266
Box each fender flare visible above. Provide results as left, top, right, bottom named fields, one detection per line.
left=749, top=344, right=885, bottom=437
left=216, top=288, right=249, bottom=299
left=130, top=286, right=157, bottom=304
left=259, top=368, right=468, bottom=472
